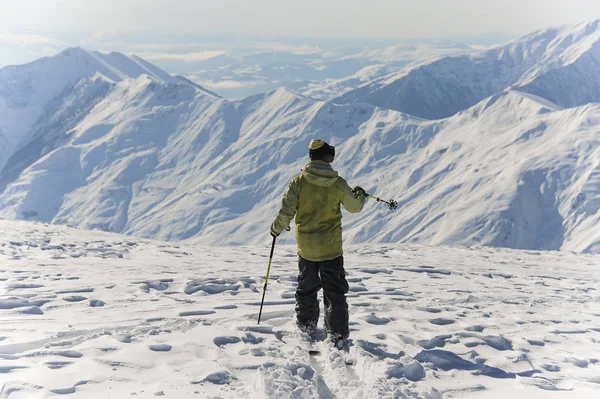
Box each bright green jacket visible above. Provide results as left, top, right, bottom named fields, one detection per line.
left=271, top=161, right=366, bottom=261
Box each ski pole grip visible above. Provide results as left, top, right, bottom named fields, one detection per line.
left=269, top=236, right=276, bottom=259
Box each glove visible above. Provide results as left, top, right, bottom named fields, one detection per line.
left=271, top=225, right=291, bottom=238
left=353, top=186, right=366, bottom=197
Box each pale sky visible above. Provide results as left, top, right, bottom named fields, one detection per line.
left=1, top=0, right=599, bottom=39
left=1, top=0, right=599, bottom=67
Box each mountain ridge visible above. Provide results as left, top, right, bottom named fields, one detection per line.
left=0, top=22, right=598, bottom=254
left=335, top=20, right=600, bottom=119
left=0, top=47, right=214, bottom=173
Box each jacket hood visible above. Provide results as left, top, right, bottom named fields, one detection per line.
left=302, top=160, right=338, bottom=187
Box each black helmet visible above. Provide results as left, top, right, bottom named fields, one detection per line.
left=308, top=139, right=335, bottom=163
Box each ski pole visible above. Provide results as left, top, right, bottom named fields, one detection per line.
left=366, top=193, right=398, bottom=210
left=258, top=235, right=277, bottom=324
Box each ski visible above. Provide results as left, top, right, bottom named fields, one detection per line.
left=275, top=326, right=354, bottom=365
left=335, top=339, right=355, bottom=366
left=311, top=341, right=355, bottom=366
left=342, top=350, right=355, bottom=366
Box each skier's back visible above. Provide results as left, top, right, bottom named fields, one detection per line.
left=270, top=139, right=366, bottom=346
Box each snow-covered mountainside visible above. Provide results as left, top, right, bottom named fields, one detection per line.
left=0, top=47, right=204, bottom=174
left=0, top=22, right=598, bottom=254
left=181, top=42, right=472, bottom=100
left=299, top=43, right=474, bottom=101
left=337, top=20, right=600, bottom=120
left=1, top=220, right=599, bottom=398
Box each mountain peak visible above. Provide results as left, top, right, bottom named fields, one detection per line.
left=335, top=20, right=600, bottom=120
left=53, top=47, right=180, bottom=84
left=269, top=86, right=310, bottom=101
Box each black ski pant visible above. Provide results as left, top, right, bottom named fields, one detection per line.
left=295, top=255, right=349, bottom=338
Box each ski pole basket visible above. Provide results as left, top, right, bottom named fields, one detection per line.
left=367, top=194, right=397, bottom=210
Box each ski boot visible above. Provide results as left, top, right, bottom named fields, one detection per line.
left=329, top=333, right=348, bottom=351
left=295, top=317, right=317, bottom=336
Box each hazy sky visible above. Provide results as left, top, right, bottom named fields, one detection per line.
left=2, top=0, right=599, bottom=38
left=1, top=0, right=599, bottom=67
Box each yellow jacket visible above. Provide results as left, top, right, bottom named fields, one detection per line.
left=271, top=161, right=365, bottom=261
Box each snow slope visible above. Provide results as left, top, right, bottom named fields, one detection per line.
left=0, top=219, right=599, bottom=398
left=336, top=20, right=600, bottom=120
left=2, top=83, right=596, bottom=253
left=0, top=47, right=202, bottom=173
left=0, top=22, right=599, bottom=254
left=335, top=90, right=600, bottom=254
left=299, top=43, right=473, bottom=101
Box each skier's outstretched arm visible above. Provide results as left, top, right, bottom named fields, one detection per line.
left=339, top=178, right=365, bottom=213
left=270, top=178, right=300, bottom=237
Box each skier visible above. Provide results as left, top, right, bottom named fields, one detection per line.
left=270, top=139, right=367, bottom=348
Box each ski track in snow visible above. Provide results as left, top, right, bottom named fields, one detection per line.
left=0, top=220, right=599, bottom=398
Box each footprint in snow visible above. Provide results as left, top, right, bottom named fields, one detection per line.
left=385, top=361, right=426, bottom=382
left=465, top=325, right=485, bottom=332
left=136, top=279, right=172, bottom=293
left=364, top=314, right=391, bottom=325
left=214, top=304, right=237, bottom=310
left=241, top=333, right=265, bottom=345
left=190, top=370, right=237, bottom=385
left=456, top=333, right=513, bottom=351
left=249, top=347, right=266, bottom=356
left=417, top=334, right=453, bottom=349
left=56, top=288, right=94, bottom=294
left=526, top=339, right=545, bottom=346
left=62, top=296, right=87, bottom=302
left=16, top=306, right=44, bottom=315
left=54, top=350, right=83, bottom=358
left=185, top=278, right=241, bottom=295
left=349, top=285, right=368, bottom=292
left=213, top=336, right=241, bottom=347
left=464, top=341, right=485, bottom=348
left=570, top=358, right=589, bottom=368
left=360, top=268, right=392, bottom=274
left=542, top=364, right=561, bottom=372
left=430, top=318, right=455, bottom=326
left=415, top=306, right=443, bottom=314
left=45, top=361, right=72, bottom=369
left=149, top=344, right=172, bottom=352
left=0, top=365, right=28, bottom=373
left=112, top=334, right=132, bottom=343
left=50, top=380, right=89, bottom=395
left=356, top=340, right=402, bottom=360
left=178, top=310, right=215, bottom=317
left=7, top=283, right=45, bottom=290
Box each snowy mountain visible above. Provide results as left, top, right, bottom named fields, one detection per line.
left=181, top=42, right=472, bottom=100
left=0, top=22, right=599, bottom=254
left=0, top=47, right=205, bottom=174
left=299, top=42, right=474, bottom=101
left=336, top=20, right=600, bottom=120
